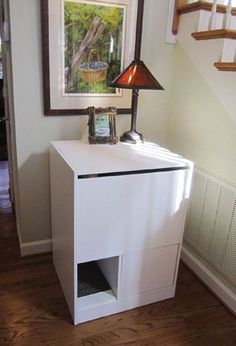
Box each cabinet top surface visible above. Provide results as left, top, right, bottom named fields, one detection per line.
left=51, top=140, right=192, bottom=176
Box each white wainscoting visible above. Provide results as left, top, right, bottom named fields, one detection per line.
left=183, top=166, right=236, bottom=313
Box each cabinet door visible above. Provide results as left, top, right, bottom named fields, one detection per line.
left=119, top=245, right=179, bottom=298
left=75, top=170, right=187, bottom=263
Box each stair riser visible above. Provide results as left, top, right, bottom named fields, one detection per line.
left=179, top=12, right=226, bottom=61
left=181, top=11, right=236, bottom=62
left=177, top=10, right=236, bottom=123
left=198, top=10, right=236, bottom=31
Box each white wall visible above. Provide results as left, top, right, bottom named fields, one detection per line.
left=138, top=0, right=174, bottom=144
left=167, top=44, right=236, bottom=184
left=9, top=0, right=173, bottom=243
left=168, top=44, right=236, bottom=311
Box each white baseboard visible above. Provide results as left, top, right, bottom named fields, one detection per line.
left=20, top=239, right=52, bottom=257
left=181, top=245, right=236, bottom=315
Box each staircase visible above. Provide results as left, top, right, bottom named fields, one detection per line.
left=172, top=0, right=236, bottom=70
left=168, top=0, right=236, bottom=123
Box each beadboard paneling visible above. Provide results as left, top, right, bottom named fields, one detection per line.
left=184, top=167, right=236, bottom=289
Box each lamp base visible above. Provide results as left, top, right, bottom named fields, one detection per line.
left=120, top=130, right=144, bottom=144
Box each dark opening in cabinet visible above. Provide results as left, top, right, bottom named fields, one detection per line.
left=77, top=256, right=119, bottom=299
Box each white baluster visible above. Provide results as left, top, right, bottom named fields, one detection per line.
left=209, top=0, right=218, bottom=30
left=222, top=0, right=232, bottom=29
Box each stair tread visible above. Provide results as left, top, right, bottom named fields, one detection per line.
left=173, top=1, right=236, bottom=35
left=192, top=29, right=236, bottom=40
left=214, top=62, right=236, bottom=71
left=178, top=1, right=236, bottom=16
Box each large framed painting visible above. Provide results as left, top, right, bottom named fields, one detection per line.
left=41, top=0, right=139, bottom=115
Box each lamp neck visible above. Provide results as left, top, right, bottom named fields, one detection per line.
left=131, top=89, right=139, bottom=131
left=134, top=0, right=144, bottom=60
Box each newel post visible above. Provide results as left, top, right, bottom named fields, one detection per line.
left=172, top=0, right=188, bottom=35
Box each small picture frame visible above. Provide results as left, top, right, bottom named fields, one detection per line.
left=88, top=107, right=118, bottom=144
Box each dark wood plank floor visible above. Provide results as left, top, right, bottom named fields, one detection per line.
left=0, top=213, right=235, bottom=346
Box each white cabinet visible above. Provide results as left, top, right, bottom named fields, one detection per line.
left=50, top=140, right=192, bottom=325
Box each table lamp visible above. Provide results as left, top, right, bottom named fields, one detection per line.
left=109, top=0, right=164, bottom=144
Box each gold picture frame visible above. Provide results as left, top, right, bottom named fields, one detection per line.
left=88, top=107, right=118, bottom=144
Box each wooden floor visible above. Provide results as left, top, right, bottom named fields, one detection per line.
left=0, top=214, right=235, bottom=346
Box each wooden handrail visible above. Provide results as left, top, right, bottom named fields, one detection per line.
left=172, top=0, right=236, bottom=35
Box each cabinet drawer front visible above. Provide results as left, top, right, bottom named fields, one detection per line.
left=75, top=171, right=187, bottom=262
left=119, top=245, right=179, bottom=298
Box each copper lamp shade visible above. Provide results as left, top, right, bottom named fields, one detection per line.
left=110, top=59, right=164, bottom=143
left=110, top=59, right=164, bottom=90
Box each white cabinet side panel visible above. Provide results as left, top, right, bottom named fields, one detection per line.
left=50, top=146, right=75, bottom=319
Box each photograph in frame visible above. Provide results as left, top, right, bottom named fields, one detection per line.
left=64, top=0, right=125, bottom=95
left=88, top=106, right=118, bottom=144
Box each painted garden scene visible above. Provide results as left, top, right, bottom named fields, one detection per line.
left=64, top=0, right=125, bottom=94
